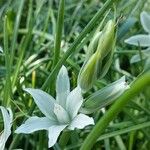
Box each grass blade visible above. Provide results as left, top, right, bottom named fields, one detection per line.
left=53, top=0, right=65, bottom=66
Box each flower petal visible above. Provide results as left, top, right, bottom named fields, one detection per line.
left=0, top=106, right=13, bottom=150
left=54, top=103, right=70, bottom=124
left=0, top=46, right=3, bottom=53
left=15, top=116, right=57, bottom=134
left=66, top=86, right=83, bottom=119
left=24, top=88, right=56, bottom=120
left=124, top=34, right=150, bottom=47
left=130, top=48, right=150, bottom=63
left=48, top=125, right=67, bottom=148
left=56, top=65, right=70, bottom=108
left=68, top=114, right=94, bottom=130
left=130, top=54, right=147, bottom=64
left=140, top=11, right=150, bottom=33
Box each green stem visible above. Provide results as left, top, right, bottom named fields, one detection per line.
left=12, top=12, right=33, bottom=88
left=9, top=134, right=22, bottom=150
left=3, top=16, right=12, bottom=107
left=10, top=0, right=25, bottom=66
left=53, top=0, right=65, bottom=66
left=42, top=0, right=118, bottom=90
left=80, top=71, right=150, bottom=150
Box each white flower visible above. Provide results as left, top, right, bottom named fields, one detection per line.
left=15, top=66, right=94, bottom=148
left=124, top=11, right=150, bottom=64
left=125, top=11, right=150, bottom=47
left=0, top=106, right=13, bottom=150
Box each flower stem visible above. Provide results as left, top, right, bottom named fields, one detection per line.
left=53, top=0, right=65, bottom=67
left=80, top=71, right=150, bottom=150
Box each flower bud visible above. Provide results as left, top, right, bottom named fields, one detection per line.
left=78, top=20, right=116, bottom=92
left=78, top=53, right=100, bottom=93
left=82, top=76, right=129, bottom=113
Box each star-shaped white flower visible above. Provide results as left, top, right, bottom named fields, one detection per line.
left=0, top=106, right=13, bottom=150
left=15, top=66, right=94, bottom=148
left=124, top=11, right=150, bottom=64
left=125, top=11, right=150, bottom=47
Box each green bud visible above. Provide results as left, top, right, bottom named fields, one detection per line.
left=78, top=20, right=116, bottom=92
left=86, top=32, right=102, bottom=60
left=78, top=53, right=100, bottom=93
left=82, top=76, right=129, bottom=114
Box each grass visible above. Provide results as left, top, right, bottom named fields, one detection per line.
left=0, top=0, right=150, bottom=149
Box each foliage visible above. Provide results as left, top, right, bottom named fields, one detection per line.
left=0, top=0, right=150, bottom=149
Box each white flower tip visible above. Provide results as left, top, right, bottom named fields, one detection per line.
left=141, top=11, right=146, bottom=16
left=120, top=76, right=125, bottom=82
left=48, top=140, right=56, bottom=148
left=124, top=82, right=130, bottom=90
left=59, top=65, right=67, bottom=75
left=15, top=126, right=24, bottom=134
left=0, top=46, right=3, bottom=53
left=90, top=118, right=95, bottom=125
left=23, top=88, right=44, bottom=95
left=23, top=88, right=32, bottom=93
left=122, top=76, right=130, bottom=90
left=14, top=129, right=20, bottom=134
left=140, top=11, right=150, bottom=33
left=76, top=85, right=82, bottom=92
left=140, top=11, right=149, bottom=20
left=120, top=76, right=130, bottom=90
left=124, top=38, right=129, bottom=44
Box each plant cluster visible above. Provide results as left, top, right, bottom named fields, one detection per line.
left=0, top=0, right=150, bottom=149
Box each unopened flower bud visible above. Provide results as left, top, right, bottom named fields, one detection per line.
left=83, top=76, right=130, bottom=113
left=78, top=20, right=116, bottom=92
